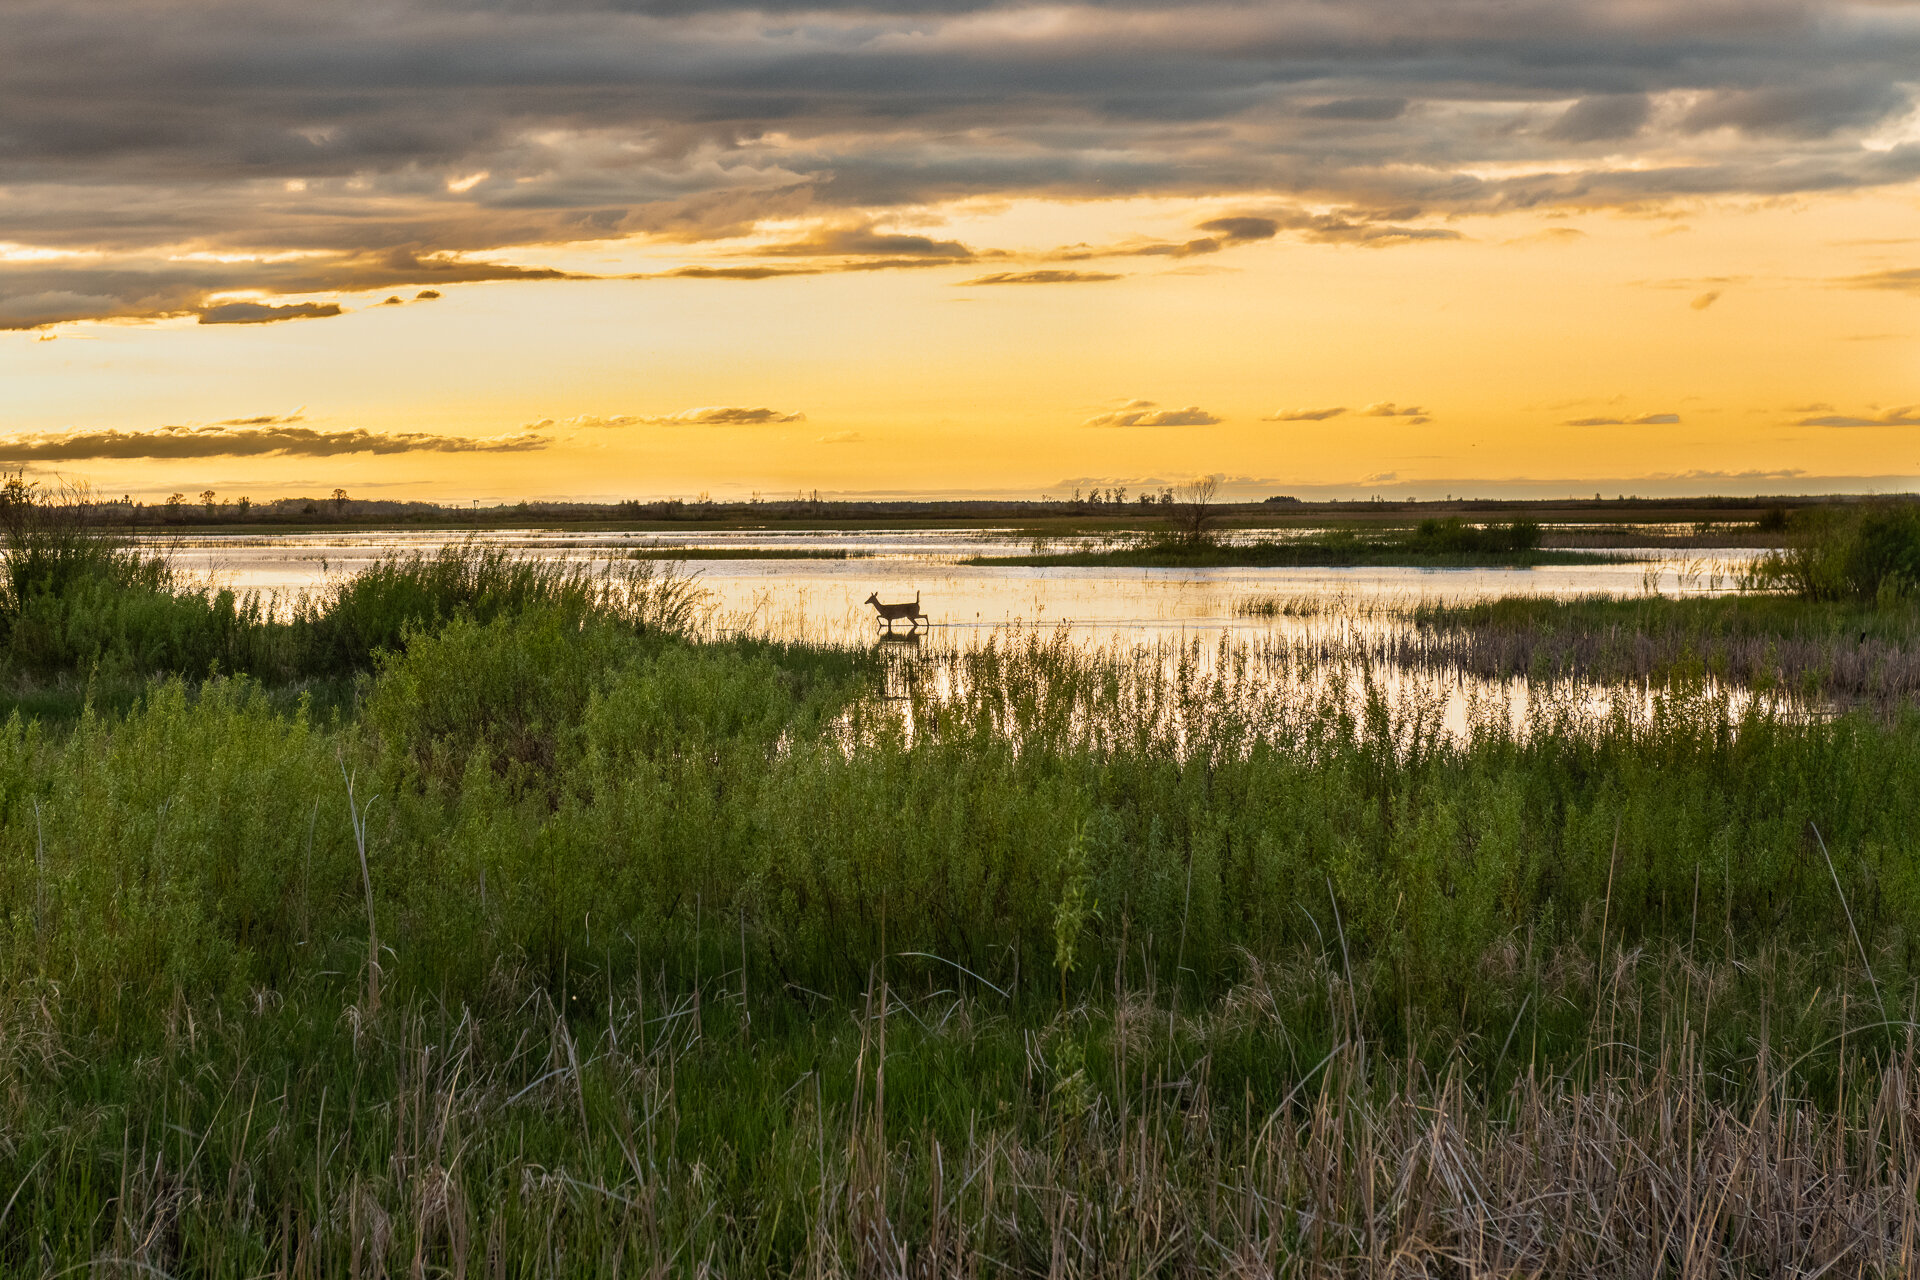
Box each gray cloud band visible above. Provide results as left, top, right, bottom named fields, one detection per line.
left=0, top=426, right=551, bottom=461
left=2, top=0, right=1918, bottom=326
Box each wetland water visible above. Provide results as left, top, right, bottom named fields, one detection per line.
left=138, top=528, right=1782, bottom=738
left=147, top=527, right=1760, bottom=649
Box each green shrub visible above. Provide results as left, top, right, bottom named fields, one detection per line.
left=1748, top=501, right=1920, bottom=602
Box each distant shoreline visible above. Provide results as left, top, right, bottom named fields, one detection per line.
left=90, top=491, right=1892, bottom=549
left=970, top=545, right=1622, bottom=569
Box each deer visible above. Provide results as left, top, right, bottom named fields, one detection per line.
left=865, top=590, right=928, bottom=632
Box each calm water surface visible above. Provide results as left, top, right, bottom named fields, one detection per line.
left=143, top=527, right=1761, bottom=651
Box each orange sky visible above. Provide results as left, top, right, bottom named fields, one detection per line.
left=3, top=1, right=1917, bottom=501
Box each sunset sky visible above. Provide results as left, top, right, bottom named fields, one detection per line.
left=2, top=0, right=1918, bottom=502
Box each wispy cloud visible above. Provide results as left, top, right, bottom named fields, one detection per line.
left=0, top=425, right=549, bottom=461
left=1264, top=406, right=1347, bottom=421
left=535, top=407, right=806, bottom=428
left=960, top=270, right=1121, bottom=285
left=1564, top=411, right=1682, bottom=426
left=212, top=410, right=305, bottom=427
left=1841, top=268, right=1920, bottom=293
left=1795, top=406, right=1920, bottom=427
left=1360, top=402, right=1431, bottom=424
left=1083, top=399, right=1222, bottom=428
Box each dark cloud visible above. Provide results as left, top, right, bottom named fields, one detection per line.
left=1083, top=400, right=1220, bottom=428
left=758, top=226, right=974, bottom=260
left=0, top=425, right=550, bottom=461
left=0, top=248, right=581, bottom=330
left=1546, top=95, right=1651, bottom=143
left=1690, top=290, right=1722, bottom=310
left=1681, top=82, right=1910, bottom=139
left=1563, top=412, right=1681, bottom=426
left=960, top=270, right=1121, bottom=285
left=1795, top=407, right=1920, bottom=427
left=1265, top=406, right=1347, bottom=421
left=198, top=301, right=341, bottom=325
left=1301, top=98, right=1407, bottom=122
left=1198, top=217, right=1280, bottom=243
left=1050, top=208, right=1456, bottom=266
left=1, top=0, right=1916, bottom=325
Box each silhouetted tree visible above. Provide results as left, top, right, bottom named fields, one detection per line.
left=1171, top=475, right=1221, bottom=545
left=331, top=488, right=348, bottom=517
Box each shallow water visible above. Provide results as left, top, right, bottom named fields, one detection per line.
left=144, top=527, right=1761, bottom=651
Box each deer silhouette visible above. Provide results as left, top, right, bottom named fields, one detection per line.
left=865, top=590, right=928, bottom=632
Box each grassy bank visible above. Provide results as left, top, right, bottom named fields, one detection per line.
left=3, top=486, right=1920, bottom=1271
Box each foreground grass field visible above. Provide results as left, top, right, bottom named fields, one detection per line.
left=3, top=488, right=1920, bottom=1274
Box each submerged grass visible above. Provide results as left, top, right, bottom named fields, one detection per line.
left=1404, top=592, right=1920, bottom=708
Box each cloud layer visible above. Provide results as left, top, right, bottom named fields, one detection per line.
left=0, top=425, right=549, bottom=461
left=4, top=0, right=1918, bottom=327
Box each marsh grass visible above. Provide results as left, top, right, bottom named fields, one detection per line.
left=1, top=521, right=1919, bottom=1269
left=1405, top=593, right=1920, bottom=709
left=0, top=481, right=709, bottom=693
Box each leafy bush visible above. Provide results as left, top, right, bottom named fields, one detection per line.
left=1747, top=501, right=1920, bottom=602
